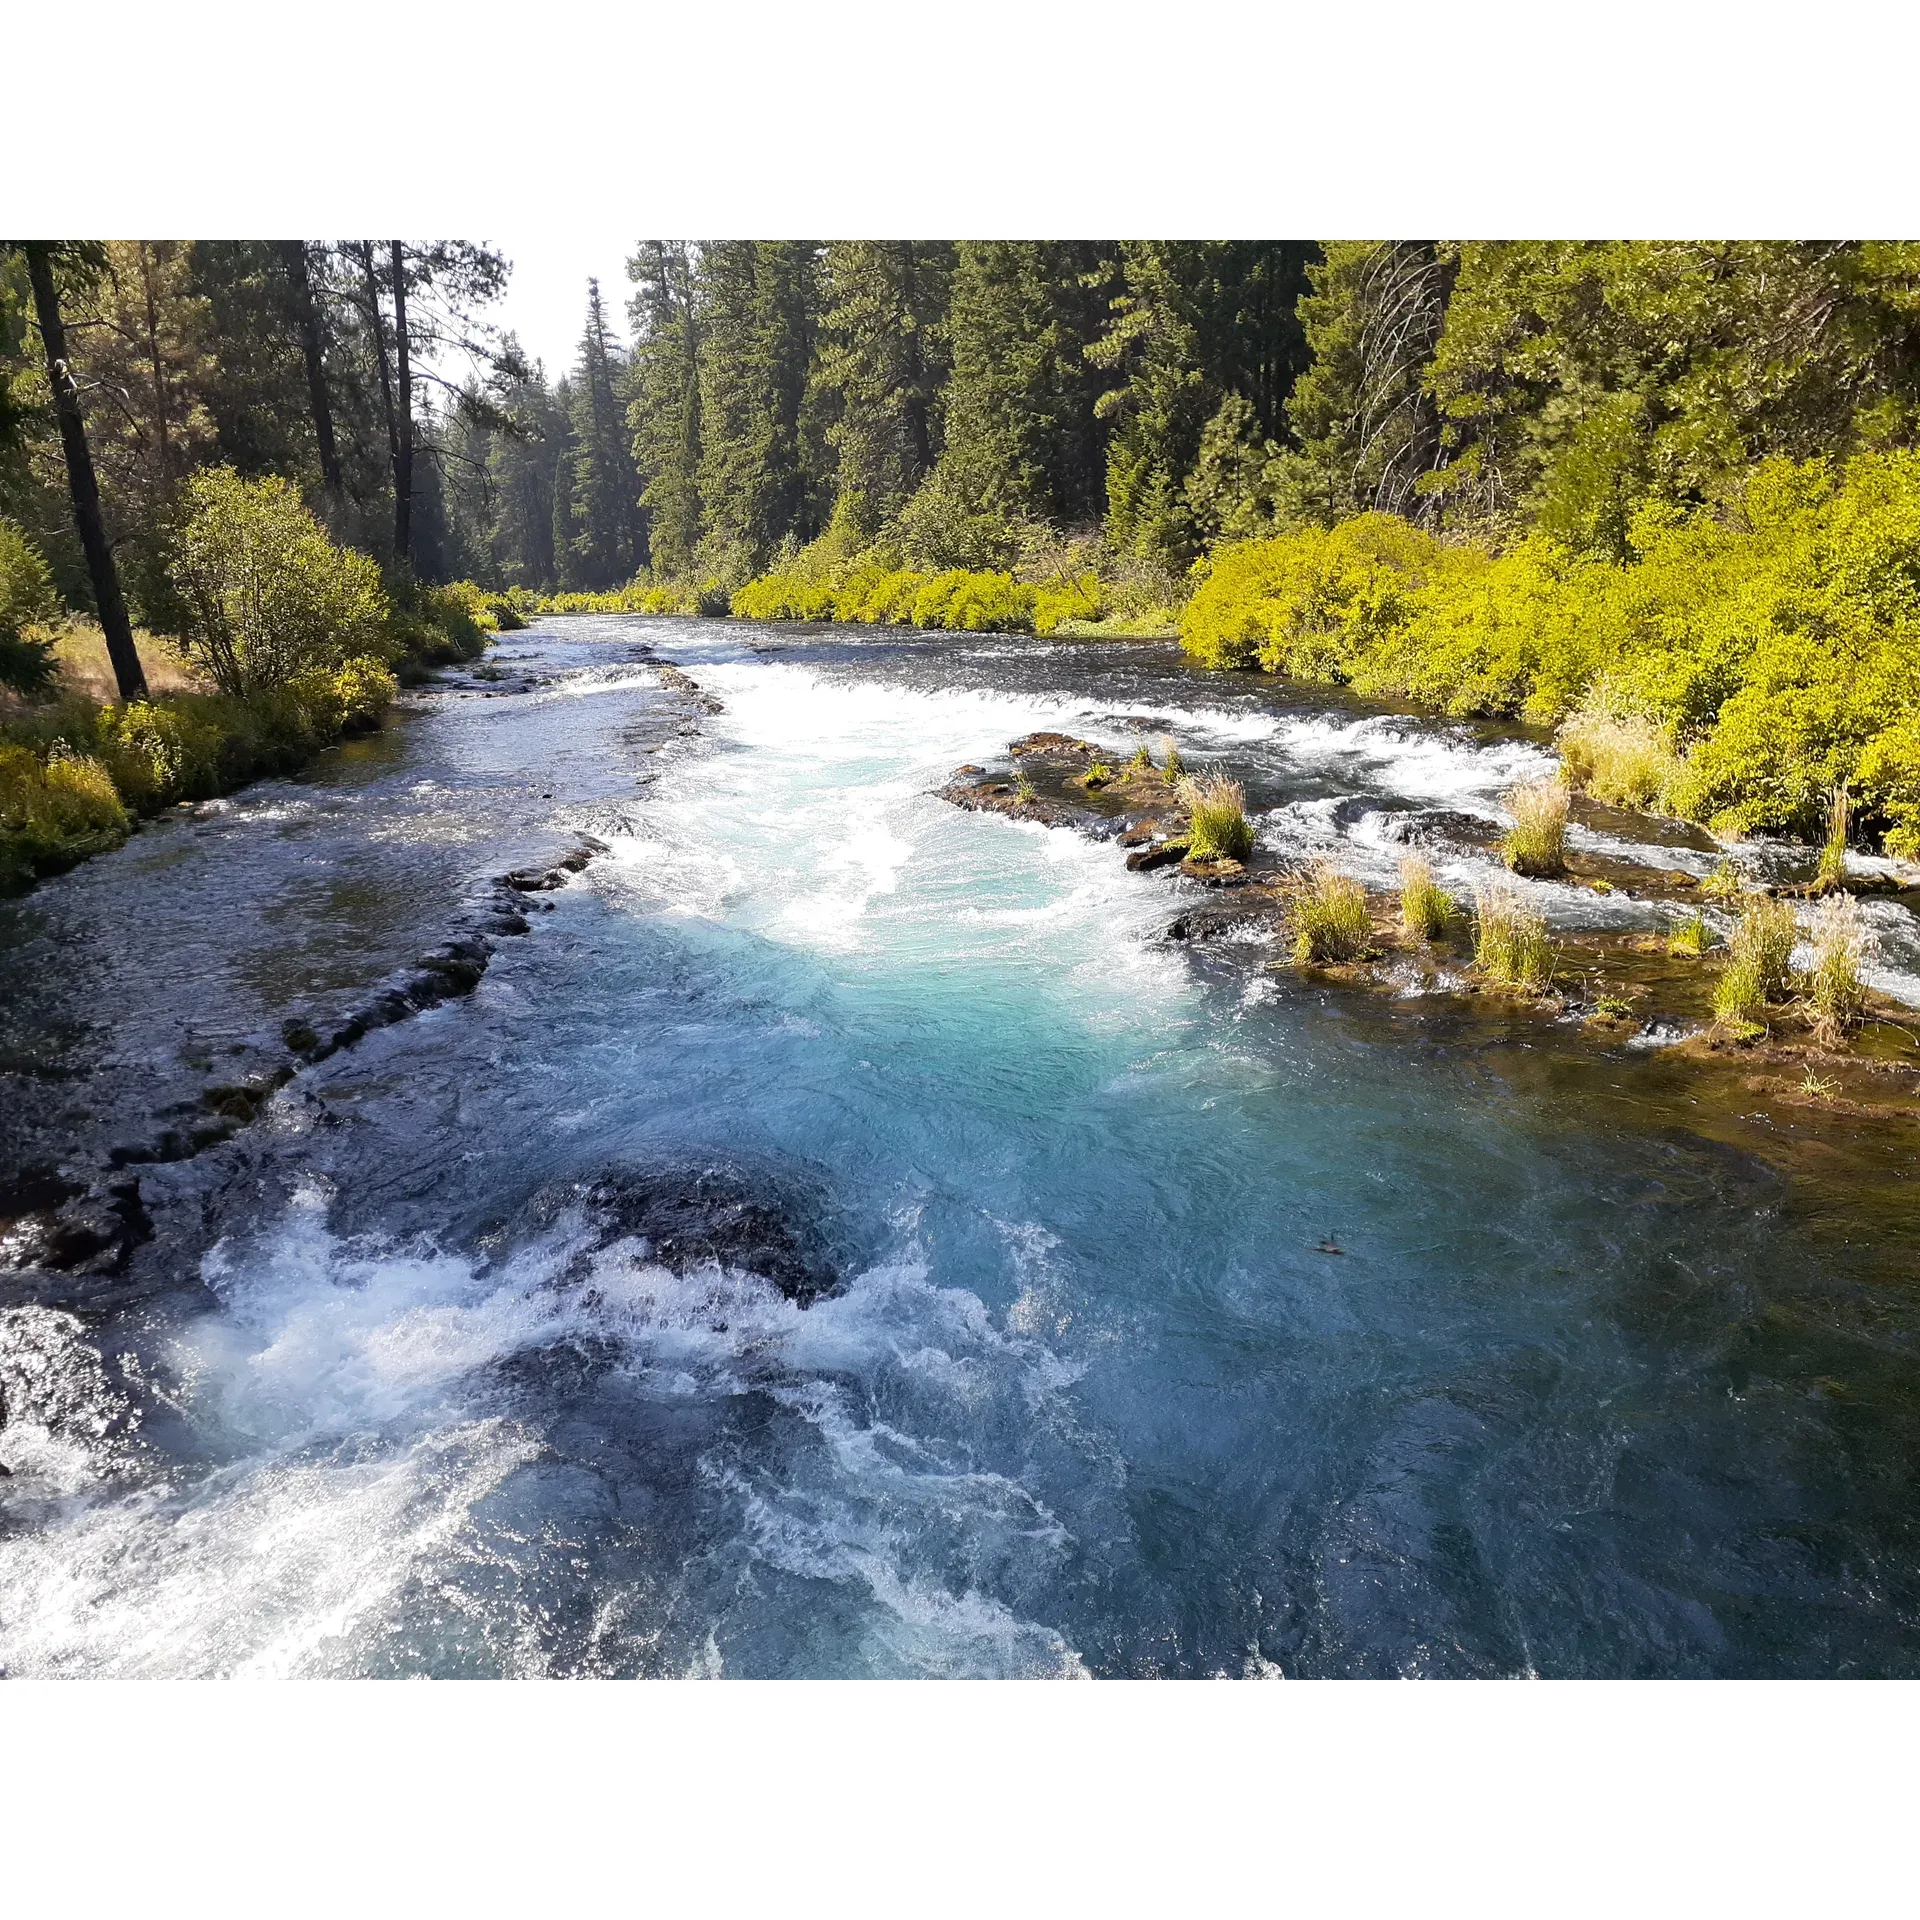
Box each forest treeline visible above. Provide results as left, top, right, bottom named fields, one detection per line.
left=11, top=240, right=1920, bottom=856
left=0, top=240, right=518, bottom=887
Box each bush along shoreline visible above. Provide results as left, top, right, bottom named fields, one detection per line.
left=1, top=473, right=500, bottom=894
left=1178, top=452, right=1920, bottom=864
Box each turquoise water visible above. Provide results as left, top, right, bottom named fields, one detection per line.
left=3, top=620, right=1918, bottom=1676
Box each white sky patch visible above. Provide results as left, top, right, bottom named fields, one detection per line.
left=473, top=232, right=643, bottom=386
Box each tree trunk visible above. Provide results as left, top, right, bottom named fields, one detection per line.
left=23, top=243, right=148, bottom=703
left=901, top=245, right=934, bottom=482
left=357, top=243, right=403, bottom=563
left=278, top=241, right=343, bottom=505
left=390, top=241, right=413, bottom=567
left=137, top=245, right=178, bottom=482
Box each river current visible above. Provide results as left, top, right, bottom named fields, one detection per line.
left=2, top=617, right=1918, bottom=1677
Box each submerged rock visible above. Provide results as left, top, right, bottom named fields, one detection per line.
left=1377, top=808, right=1502, bottom=848
left=511, top=1160, right=843, bottom=1306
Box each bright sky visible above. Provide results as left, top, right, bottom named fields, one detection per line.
left=484, top=232, right=644, bottom=382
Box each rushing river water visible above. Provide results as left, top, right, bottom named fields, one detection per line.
left=3, top=617, right=1919, bottom=1678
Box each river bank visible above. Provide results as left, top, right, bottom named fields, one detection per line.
left=5, top=615, right=1920, bottom=1677
left=939, top=727, right=1920, bottom=1134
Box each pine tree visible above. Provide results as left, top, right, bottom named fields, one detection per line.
left=693, top=241, right=823, bottom=576
left=934, top=241, right=1110, bottom=531
left=1091, top=242, right=1316, bottom=568
left=487, top=358, right=564, bottom=588
left=815, top=242, right=953, bottom=538
left=559, top=280, right=643, bottom=588
left=628, top=241, right=703, bottom=579
left=1279, top=241, right=1453, bottom=529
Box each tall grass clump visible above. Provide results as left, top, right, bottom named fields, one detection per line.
left=1555, top=681, right=1684, bottom=810
left=1291, top=862, right=1373, bottom=963
left=1182, top=776, right=1254, bottom=861
left=1500, top=778, right=1569, bottom=877
left=1813, top=784, right=1851, bottom=894
left=1399, top=854, right=1453, bottom=940
left=1473, top=880, right=1554, bottom=991
left=1805, top=893, right=1870, bottom=1045
left=1712, top=893, right=1799, bottom=1030
left=1159, top=736, right=1184, bottom=785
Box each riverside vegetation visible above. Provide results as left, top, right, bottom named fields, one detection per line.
left=1, top=240, right=538, bottom=890
left=940, top=720, right=1911, bottom=1127
left=1, top=474, right=504, bottom=888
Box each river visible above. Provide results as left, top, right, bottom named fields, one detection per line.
left=2, top=616, right=1917, bottom=1677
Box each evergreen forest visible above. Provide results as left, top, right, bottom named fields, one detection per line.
left=11, top=240, right=1920, bottom=860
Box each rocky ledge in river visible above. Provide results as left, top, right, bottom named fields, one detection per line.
left=501, top=1159, right=844, bottom=1307
left=0, top=832, right=621, bottom=1318
left=938, top=731, right=1920, bottom=1133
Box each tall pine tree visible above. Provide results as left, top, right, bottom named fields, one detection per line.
left=815, top=242, right=953, bottom=539
left=934, top=241, right=1110, bottom=531
left=693, top=241, right=823, bottom=576
left=558, top=279, right=643, bottom=588
left=1090, top=241, right=1315, bottom=569
left=627, top=241, right=703, bottom=579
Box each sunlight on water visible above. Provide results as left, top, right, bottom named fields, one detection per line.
left=7, top=622, right=1920, bottom=1678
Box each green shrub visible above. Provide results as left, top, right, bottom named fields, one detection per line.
left=1291, top=862, right=1372, bottom=962
left=170, top=469, right=388, bottom=693
left=95, top=699, right=226, bottom=807
left=1804, top=893, right=1869, bottom=1045
left=0, top=518, right=62, bottom=700
left=1399, top=854, right=1453, bottom=939
left=284, top=656, right=400, bottom=738
left=1700, top=858, right=1746, bottom=903
left=733, top=562, right=1046, bottom=636
left=1183, top=775, right=1255, bottom=861
left=1501, top=778, right=1569, bottom=877
left=1180, top=453, right=1920, bottom=851
left=428, top=581, right=499, bottom=647
left=487, top=590, right=529, bottom=630
left=1033, top=574, right=1105, bottom=636
left=1474, top=881, right=1554, bottom=991
left=0, top=744, right=129, bottom=887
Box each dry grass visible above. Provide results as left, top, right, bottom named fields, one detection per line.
left=1667, top=910, right=1714, bottom=957
left=1291, top=862, right=1373, bottom=963
left=1555, top=683, right=1684, bottom=810
left=1473, top=879, right=1554, bottom=991
left=1159, top=735, right=1184, bottom=785
left=50, top=620, right=203, bottom=703
left=1813, top=784, right=1851, bottom=894
left=1398, top=854, right=1453, bottom=940
left=1500, top=777, right=1569, bottom=878
left=1805, top=892, right=1869, bottom=1045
